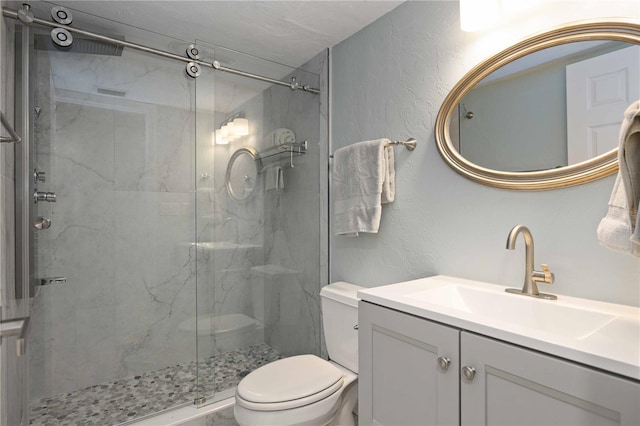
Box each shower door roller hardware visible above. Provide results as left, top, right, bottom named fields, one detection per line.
left=17, top=4, right=34, bottom=24
left=34, top=169, right=46, bottom=183
left=51, top=6, right=73, bottom=25
left=186, top=62, right=201, bottom=78
left=51, top=28, right=73, bottom=48
left=461, top=365, right=476, bottom=382
left=34, top=190, right=56, bottom=203
left=34, top=216, right=51, bottom=230
left=186, top=44, right=200, bottom=60
left=0, top=317, right=29, bottom=357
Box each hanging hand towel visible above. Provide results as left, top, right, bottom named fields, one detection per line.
left=597, top=100, right=640, bottom=257
left=265, top=166, right=283, bottom=191
left=333, top=139, right=395, bottom=237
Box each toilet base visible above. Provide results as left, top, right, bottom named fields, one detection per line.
left=234, top=388, right=341, bottom=426
left=333, top=379, right=357, bottom=426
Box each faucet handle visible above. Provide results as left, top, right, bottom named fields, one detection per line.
left=534, top=264, right=554, bottom=284
left=541, top=264, right=554, bottom=283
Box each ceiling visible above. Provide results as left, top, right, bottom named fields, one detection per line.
left=17, top=1, right=404, bottom=69
left=5, top=1, right=403, bottom=113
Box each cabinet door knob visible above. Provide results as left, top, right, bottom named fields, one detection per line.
left=437, top=356, right=450, bottom=371
left=461, top=366, right=476, bottom=381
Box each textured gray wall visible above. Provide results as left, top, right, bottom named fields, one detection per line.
left=330, top=1, right=640, bottom=306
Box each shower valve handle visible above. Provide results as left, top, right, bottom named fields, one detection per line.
left=34, top=190, right=56, bottom=203
left=34, top=170, right=46, bottom=183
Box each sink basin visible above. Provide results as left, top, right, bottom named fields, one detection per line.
left=407, top=284, right=615, bottom=339
left=357, top=275, right=640, bottom=380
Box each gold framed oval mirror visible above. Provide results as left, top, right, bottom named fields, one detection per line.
left=435, top=19, right=640, bottom=190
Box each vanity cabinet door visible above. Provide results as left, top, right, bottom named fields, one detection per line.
left=460, top=331, right=640, bottom=426
left=359, top=302, right=459, bottom=426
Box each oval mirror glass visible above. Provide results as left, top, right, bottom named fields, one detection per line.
left=226, top=147, right=261, bottom=202
left=435, top=20, right=640, bottom=190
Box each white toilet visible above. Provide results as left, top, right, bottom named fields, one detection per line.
left=234, top=282, right=363, bottom=426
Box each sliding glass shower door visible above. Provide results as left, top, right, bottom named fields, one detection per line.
left=194, top=42, right=325, bottom=404
left=25, top=14, right=204, bottom=424
left=5, top=3, right=327, bottom=423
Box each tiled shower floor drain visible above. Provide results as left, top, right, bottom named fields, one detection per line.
left=28, top=344, right=281, bottom=426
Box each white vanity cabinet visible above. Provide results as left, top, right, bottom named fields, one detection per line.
left=358, top=301, right=459, bottom=426
left=359, top=301, right=640, bottom=426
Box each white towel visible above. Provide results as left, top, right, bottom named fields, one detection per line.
left=597, top=100, right=640, bottom=257
left=278, top=167, right=284, bottom=190
left=269, top=128, right=296, bottom=147
left=265, top=166, right=283, bottom=191
left=333, top=139, right=395, bottom=237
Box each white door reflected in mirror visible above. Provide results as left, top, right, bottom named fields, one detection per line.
left=566, top=45, right=640, bottom=164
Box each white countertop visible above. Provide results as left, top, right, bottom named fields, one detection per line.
left=358, top=275, right=640, bottom=381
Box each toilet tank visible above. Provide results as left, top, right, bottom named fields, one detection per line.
left=320, top=282, right=363, bottom=373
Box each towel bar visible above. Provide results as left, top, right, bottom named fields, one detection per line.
left=330, top=138, right=416, bottom=158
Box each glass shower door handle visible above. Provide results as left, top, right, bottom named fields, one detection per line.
left=0, top=317, right=29, bottom=356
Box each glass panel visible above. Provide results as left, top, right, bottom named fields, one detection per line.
left=1, top=17, right=29, bottom=426
left=26, top=11, right=199, bottom=424
left=194, top=42, right=323, bottom=404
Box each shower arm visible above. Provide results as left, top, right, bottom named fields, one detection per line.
left=1, top=7, right=320, bottom=94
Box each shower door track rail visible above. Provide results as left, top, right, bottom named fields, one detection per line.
left=2, top=7, right=320, bottom=94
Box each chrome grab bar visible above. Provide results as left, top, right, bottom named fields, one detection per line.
left=0, top=111, right=21, bottom=143
left=0, top=317, right=29, bottom=356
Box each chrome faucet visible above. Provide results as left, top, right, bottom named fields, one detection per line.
left=505, top=225, right=557, bottom=300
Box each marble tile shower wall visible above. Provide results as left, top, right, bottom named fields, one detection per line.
left=29, top=50, right=201, bottom=399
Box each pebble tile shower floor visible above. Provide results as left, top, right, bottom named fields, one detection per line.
left=29, top=344, right=281, bottom=426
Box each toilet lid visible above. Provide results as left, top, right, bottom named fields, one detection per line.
left=236, top=355, right=343, bottom=406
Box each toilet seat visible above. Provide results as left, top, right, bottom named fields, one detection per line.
left=236, top=354, right=344, bottom=411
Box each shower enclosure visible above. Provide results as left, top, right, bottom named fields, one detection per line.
left=1, top=4, right=327, bottom=425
